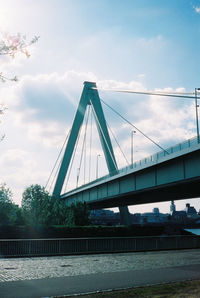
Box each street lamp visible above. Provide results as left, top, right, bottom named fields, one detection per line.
left=76, top=167, right=80, bottom=188
left=96, top=154, right=101, bottom=179
left=131, top=130, right=136, bottom=167
left=195, top=88, right=200, bottom=143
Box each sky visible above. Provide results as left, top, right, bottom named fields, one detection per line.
left=0, top=0, right=200, bottom=214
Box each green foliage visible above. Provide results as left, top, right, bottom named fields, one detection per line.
left=47, top=199, right=90, bottom=226
left=21, top=184, right=91, bottom=227
left=0, top=183, right=12, bottom=203
left=74, top=280, right=200, bottom=298
left=21, top=184, right=53, bottom=226
left=21, top=184, right=73, bottom=226
left=71, top=202, right=91, bottom=226
left=0, top=183, right=19, bottom=225
left=0, top=182, right=91, bottom=228
left=49, top=197, right=73, bottom=226
left=14, top=207, right=25, bottom=226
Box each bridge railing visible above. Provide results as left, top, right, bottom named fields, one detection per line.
left=122, top=135, right=199, bottom=171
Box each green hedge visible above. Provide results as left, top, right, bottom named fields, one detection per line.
left=0, top=224, right=191, bottom=239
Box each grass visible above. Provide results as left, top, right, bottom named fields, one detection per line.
left=65, top=280, right=200, bottom=298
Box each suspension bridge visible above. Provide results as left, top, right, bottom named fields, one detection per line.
left=46, top=81, right=200, bottom=225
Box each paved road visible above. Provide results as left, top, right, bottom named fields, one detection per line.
left=0, top=249, right=200, bottom=297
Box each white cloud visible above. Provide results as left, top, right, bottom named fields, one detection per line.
left=194, top=6, right=200, bottom=14
left=0, top=1, right=199, bottom=214
left=0, top=70, right=198, bottom=209
left=0, top=149, right=42, bottom=205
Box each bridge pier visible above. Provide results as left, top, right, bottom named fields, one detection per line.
left=119, top=206, right=132, bottom=225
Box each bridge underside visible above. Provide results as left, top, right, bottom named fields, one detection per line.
left=88, top=177, right=200, bottom=209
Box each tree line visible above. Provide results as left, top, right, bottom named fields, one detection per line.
left=0, top=183, right=90, bottom=227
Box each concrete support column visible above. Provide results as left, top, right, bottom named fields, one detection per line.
left=119, top=206, right=132, bottom=225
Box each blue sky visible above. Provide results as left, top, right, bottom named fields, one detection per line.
left=0, top=0, right=200, bottom=214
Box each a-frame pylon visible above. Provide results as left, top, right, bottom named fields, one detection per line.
left=53, top=81, right=131, bottom=225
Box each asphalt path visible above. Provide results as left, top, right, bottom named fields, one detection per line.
left=0, top=263, right=200, bottom=298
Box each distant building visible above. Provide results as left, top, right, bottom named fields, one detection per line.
left=90, top=209, right=120, bottom=225
left=153, top=208, right=159, bottom=214
left=170, top=200, right=176, bottom=214
left=90, top=202, right=200, bottom=226
left=133, top=208, right=169, bottom=224
left=171, top=203, right=199, bottom=223
left=185, top=203, right=198, bottom=218
left=172, top=210, right=187, bottom=223
left=131, top=213, right=141, bottom=224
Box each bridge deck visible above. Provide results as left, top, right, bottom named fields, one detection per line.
left=61, top=136, right=200, bottom=208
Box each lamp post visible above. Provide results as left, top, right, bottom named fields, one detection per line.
left=76, top=167, right=80, bottom=188
left=131, top=130, right=136, bottom=167
left=195, top=88, right=200, bottom=143
left=96, top=154, right=101, bottom=179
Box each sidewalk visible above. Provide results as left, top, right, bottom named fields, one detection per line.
left=0, top=249, right=200, bottom=297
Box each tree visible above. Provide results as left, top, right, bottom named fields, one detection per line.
left=21, top=184, right=69, bottom=226
left=21, top=184, right=74, bottom=226
left=71, top=202, right=91, bottom=226
left=50, top=200, right=91, bottom=226
left=0, top=183, right=18, bottom=225
left=21, top=184, right=53, bottom=226
left=0, top=32, right=39, bottom=140
left=21, top=184, right=91, bottom=227
left=51, top=197, right=73, bottom=226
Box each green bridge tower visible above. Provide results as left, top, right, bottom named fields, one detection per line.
left=53, top=81, right=131, bottom=225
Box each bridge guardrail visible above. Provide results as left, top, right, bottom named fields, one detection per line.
left=115, top=135, right=199, bottom=175
left=0, top=235, right=199, bottom=257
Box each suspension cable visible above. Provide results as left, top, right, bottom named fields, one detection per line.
left=49, top=158, right=62, bottom=194
left=45, top=129, right=70, bottom=190
left=64, top=121, right=83, bottom=192
left=106, top=121, right=129, bottom=166
left=92, top=87, right=200, bottom=99
left=100, top=98, right=169, bottom=154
